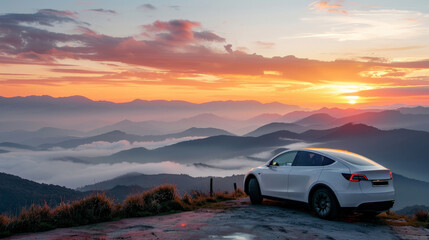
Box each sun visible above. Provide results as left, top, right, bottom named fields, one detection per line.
left=344, top=96, right=359, bottom=105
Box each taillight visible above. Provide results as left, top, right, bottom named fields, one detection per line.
left=390, top=172, right=393, bottom=180
left=342, top=173, right=368, bottom=181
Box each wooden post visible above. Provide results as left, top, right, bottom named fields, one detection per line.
left=234, top=182, right=237, bottom=191
left=210, top=178, right=213, bottom=197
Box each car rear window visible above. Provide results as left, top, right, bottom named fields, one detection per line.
left=326, top=151, right=377, bottom=166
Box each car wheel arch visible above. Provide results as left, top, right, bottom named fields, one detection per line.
left=244, top=174, right=258, bottom=195
left=308, top=183, right=341, bottom=208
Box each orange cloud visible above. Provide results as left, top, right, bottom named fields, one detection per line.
left=0, top=10, right=428, bottom=107
left=310, top=1, right=348, bottom=14
left=349, top=86, right=429, bottom=97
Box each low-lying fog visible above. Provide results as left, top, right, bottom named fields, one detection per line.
left=0, top=137, right=317, bottom=189
left=0, top=137, right=313, bottom=189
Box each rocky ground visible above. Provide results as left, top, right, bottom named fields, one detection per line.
left=7, top=199, right=429, bottom=240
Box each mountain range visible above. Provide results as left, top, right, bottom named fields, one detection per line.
left=41, top=127, right=233, bottom=149
left=68, top=123, right=429, bottom=182
left=85, top=133, right=298, bottom=164
left=76, top=109, right=429, bottom=137
left=0, top=96, right=301, bottom=131
left=0, top=127, right=84, bottom=146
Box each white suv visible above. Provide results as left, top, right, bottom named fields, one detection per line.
left=243, top=148, right=395, bottom=219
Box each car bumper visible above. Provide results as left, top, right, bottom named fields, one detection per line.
left=337, top=190, right=395, bottom=208
left=356, top=200, right=395, bottom=212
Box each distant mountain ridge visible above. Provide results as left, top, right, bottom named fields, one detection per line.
left=244, top=122, right=307, bottom=137
left=41, top=127, right=234, bottom=149
left=88, top=114, right=242, bottom=135
left=0, top=96, right=301, bottom=126
left=78, top=173, right=243, bottom=195
left=0, top=127, right=85, bottom=146
left=0, top=172, right=147, bottom=215
left=0, top=142, right=37, bottom=151
left=288, top=110, right=429, bottom=132
left=74, top=123, right=429, bottom=182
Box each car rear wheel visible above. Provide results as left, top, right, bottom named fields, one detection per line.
left=311, top=188, right=339, bottom=219
left=248, top=178, right=263, bottom=204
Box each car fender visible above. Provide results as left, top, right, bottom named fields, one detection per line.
left=307, top=180, right=340, bottom=206
left=243, top=170, right=264, bottom=195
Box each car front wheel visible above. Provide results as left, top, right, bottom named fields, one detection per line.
left=248, top=178, right=263, bottom=204
left=311, top=188, right=339, bottom=219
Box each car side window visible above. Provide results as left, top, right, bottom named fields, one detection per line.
left=322, top=157, right=335, bottom=166
left=292, top=151, right=325, bottom=166
left=270, top=151, right=298, bottom=166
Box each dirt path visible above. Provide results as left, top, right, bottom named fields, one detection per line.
left=8, top=199, right=429, bottom=240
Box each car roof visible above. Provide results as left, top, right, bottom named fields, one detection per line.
left=274, top=148, right=351, bottom=156
left=298, top=148, right=382, bottom=168
left=270, top=148, right=356, bottom=164
left=304, top=148, right=354, bottom=156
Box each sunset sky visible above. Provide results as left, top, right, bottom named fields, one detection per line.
left=1, top=0, right=428, bottom=108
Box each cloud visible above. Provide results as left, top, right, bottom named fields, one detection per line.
left=224, top=44, right=233, bottom=54
left=0, top=144, right=261, bottom=188
left=0, top=12, right=374, bottom=82
left=87, top=9, right=118, bottom=14
left=295, top=9, right=429, bottom=41
left=169, top=6, right=180, bottom=11
left=254, top=41, right=275, bottom=48
left=350, top=86, right=429, bottom=97
left=0, top=9, right=78, bottom=27
left=310, top=1, right=347, bottom=14
left=371, top=45, right=427, bottom=52
left=38, top=9, right=78, bottom=18
left=0, top=10, right=428, bottom=103
left=142, top=20, right=202, bottom=44
left=193, top=31, right=225, bottom=42
left=139, top=4, right=156, bottom=10
left=50, top=68, right=114, bottom=74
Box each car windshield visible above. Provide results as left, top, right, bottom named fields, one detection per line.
left=322, top=150, right=378, bottom=166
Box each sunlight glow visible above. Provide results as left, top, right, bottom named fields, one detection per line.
left=344, top=96, right=359, bottom=104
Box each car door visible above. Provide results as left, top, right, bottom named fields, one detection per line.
left=287, top=151, right=324, bottom=202
left=259, top=151, right=298, bottom=199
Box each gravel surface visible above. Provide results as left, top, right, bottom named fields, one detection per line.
left=7, top=199, right=429, bottom=240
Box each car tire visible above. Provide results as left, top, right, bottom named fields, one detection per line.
left=311, top=188, right=339, bottom=220
left=248, top=178, right=263, bottom=204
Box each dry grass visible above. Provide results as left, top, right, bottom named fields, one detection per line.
left=0, top=185, right=246, bottom=237
left=414, top=211, right=429, bottom=222
left=378, top=210, right=429, bottom=228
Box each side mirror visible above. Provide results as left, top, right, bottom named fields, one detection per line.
left=269, top=162, right=279, bottom=167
